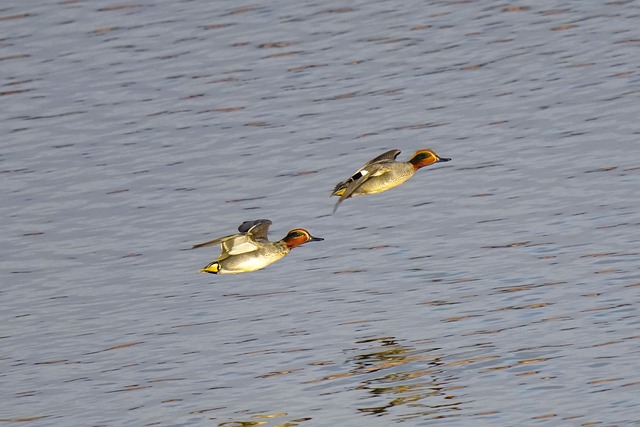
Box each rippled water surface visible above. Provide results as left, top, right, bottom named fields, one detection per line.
left=2, top=1, right=640, bottom=426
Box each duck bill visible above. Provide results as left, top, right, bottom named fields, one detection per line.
left=309, top=235, right=324, bottom=242
left=436, top=156, right=451, bottom=163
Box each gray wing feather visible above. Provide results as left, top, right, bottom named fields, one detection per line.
left=238, top=219, right=272, bottom=233
left=192, top=234, right=235, bottom=249
left=192, top=219, right=272, bottom=249
left=246, top=220, right=272, bottom=241
left=364, top=149, right=401, bottom=166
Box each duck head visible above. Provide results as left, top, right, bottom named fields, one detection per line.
left=283, top=229, right=324, bottom=249
left=409, top=149, right=451, bottom=170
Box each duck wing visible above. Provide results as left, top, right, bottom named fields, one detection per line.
left=238, top=219, right=272, bottom=233
left=242, top=219, right=272, bottom=242
left=364, top=149, right=401, bottom=166
left=332, top=149, right=401, bottom=195
left=332, top=162, right=393, bottom=213
left=224, top=220, right=273, bottom=254
left=223, top=234, right=261, bottom=255
left=191, top=234, right=235, bottom=249
left=192, top=233, right=260, bottom=254
left=191, top=219, right=271, bottom=250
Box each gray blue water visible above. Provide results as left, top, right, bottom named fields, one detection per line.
left=2, top=1, right=639, bottom=426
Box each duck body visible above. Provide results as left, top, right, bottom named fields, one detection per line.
left=331, top=149, right=450, bottom=213
left=193, top=219, right=323, bottom=274
left=333, top=160, right=416, bottom=197
left=204, top=243, right=289, bottom=274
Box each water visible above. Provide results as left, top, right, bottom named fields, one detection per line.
left=2, top=0, right=639, bottom=426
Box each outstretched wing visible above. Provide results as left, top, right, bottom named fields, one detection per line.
left=192, top=233, right=237, bottom=249
left=192, top=232, right=261, bottom=255
left=192, top=219, right=272, bottom=250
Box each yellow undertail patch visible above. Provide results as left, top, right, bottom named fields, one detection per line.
left=200, top=262, right=220, bottom=274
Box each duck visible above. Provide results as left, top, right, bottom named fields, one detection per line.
left=193, top=219, right=324, bottom=274
left=331, top=148, right=451, bottom=213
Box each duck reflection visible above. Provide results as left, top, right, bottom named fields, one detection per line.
left=218, top=414, right=311, bottom=427
left=346, top=336, right=462, bottom=418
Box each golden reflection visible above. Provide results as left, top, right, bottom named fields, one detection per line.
left=219, top=422, right=266, bottom=427
left=446, top=355, right=499, bottom=366
left=479, top=356, right=548, bottom=373
left=0, top=416, right=51, bottom=422
left=310, top=336, right=464, bottom=419
left=256, top=369, right=303, bottom=379
left=253, top=413, right=287, bottom=418
left=218, top=413, right=311, bottom=427
left=502, top=5, right=530, bottom=12
left=532, top=413, right=557, bottom=419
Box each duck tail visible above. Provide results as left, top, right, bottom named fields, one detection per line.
left=331, top=181, right=346, bottom=197
left=199, top=262, right=220, bottom=274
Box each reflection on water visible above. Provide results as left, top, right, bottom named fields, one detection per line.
left=218, top=413, right=311, bottom=427
left=350, top=337, right=458, bottom=419
left=304, top=336, right=462, bottom=421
